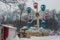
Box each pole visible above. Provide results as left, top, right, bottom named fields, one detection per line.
left=36, top=3, right=39, bottom=28
left=36, top=7, right=39, bottom=28
left=37, top=16, right=39, bottom=28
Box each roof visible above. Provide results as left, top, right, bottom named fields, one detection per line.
left=1, top=24, right=17, bottom=29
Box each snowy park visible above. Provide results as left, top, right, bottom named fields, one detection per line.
left=0, top=0, right=60, bottom=40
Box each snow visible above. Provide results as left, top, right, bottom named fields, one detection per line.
left=2, top=24, right=17, bottom=29
left=30, top=36, right=60, bottom=40
left=0, top=1, right=19, bottom=12
left=12, top=35, right=60, bottom=40
left=12, top=35, right=20, bottom=40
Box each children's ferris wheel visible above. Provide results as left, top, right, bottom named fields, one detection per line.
left=0, top=0, right=47, bottom=29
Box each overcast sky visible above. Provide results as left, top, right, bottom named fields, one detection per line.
left=25, top=0, right=60, bottom=11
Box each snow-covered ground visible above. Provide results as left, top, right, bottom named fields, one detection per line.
left=12, top=35, right=60, bottom=40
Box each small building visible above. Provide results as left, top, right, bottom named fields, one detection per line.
left=0, top=24, right=17, bottom=40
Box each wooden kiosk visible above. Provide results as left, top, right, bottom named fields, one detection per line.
left=0, top=24, right=17, bottom=40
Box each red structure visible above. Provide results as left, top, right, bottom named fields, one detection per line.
left=0, top=26, right=9, bottom=40
left=33, top=2, right=38, bottom=9
left=24, top=15, right=29, bottom=21
left=44, top=12, right=49, bottom=20
left=21, top=26, right=27, bottom=37
left=0, top=25, right=17, bottom=40
left=3, top=27, right=9, bottom=40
